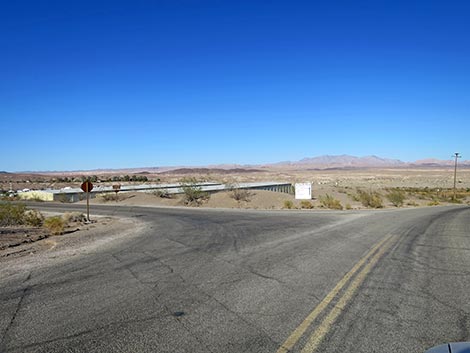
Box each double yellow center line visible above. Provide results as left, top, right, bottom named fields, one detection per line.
left=276, top=235, right=396, bottom=353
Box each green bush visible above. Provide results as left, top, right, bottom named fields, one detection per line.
left=319, top=194, right=343, bottom=210
left=43, top=216, right=66, bottom=235
left=345, top=203, right=352, bottom=210
left=356, top=190, right=383, bottom=208
left=283, top=200, right=294, bottom=209
left=428, top=200, right=440, bottom=206
left=386, top=190, right=405, bottom=207
left=180, top=178, right=209, bottom=206
left=0, top=203, right=27, bottom=226
left=0, top=203, right=46, bottom=227
left=300, top=200, right=314, bottom=209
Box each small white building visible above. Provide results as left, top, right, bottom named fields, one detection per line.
left=295, top=183, right=312, bottom=200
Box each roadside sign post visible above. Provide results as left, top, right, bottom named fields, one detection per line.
left=80, top=181, right=94, bottom=222
left=112, top=184, right=121, bottom=202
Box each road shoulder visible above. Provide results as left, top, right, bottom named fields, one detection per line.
left=0, top=215, right=147, bottom=282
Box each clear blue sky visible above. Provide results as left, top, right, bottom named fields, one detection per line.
left=1, top=1, right=469, bottom=171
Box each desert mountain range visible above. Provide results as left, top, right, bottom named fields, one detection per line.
left=266, top=155, right=470, bottom=169
left=8, top=155, right=470, bottom=174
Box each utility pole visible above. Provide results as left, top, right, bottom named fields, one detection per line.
left=453, top=152, right=461, bottom=200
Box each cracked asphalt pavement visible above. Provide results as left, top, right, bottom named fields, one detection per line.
left=1, top=204, right=469, bottom=352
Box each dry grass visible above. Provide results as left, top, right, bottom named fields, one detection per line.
left=63, top=212, right=87, bottom=223
left=153, top=189, right=172, bottom=199
left=356, top=190, right=383, bottom=208
left=386, top=190, right=405, bottom=207
left=319, top=194, right=343, bottom=210
left=23, top=209, right=44, bottom=227
left=300, top=200, right=314, bottom=209
left=283, top=200, right=294, bottom=209
left=230, top=188, right=252, bottom=202
left=43, top=216, right=66, bottom=235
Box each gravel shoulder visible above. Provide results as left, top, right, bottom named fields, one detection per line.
left=0, top=214, right=147, bottom=283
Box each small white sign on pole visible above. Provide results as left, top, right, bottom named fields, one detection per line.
left=295, top=183, right=312, bottom=200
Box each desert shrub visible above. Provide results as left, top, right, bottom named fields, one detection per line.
left=283, top=200, right=294, bottom=209
left=455, top=193, right=467, bottom=199
left=43, top=216, right=66, bottom=235
left=0, top=203, right=26, bottom=226
left=154, top=189, right=172, bottom=199
left=386, top=190, right=405, bottom=207
left=407, top=201, right=419, bottom=206
left=427, top=200, right=440, bottom=206
left=230, top=188, right=252, bottom=202
left=319, top=194, right=343, bottom=210
left=345, top=203, right=352, bottom=210
left=23, top=209, right=44, bottom=227
left=63, top=212, right=87, bottom=223
left=357, top=190, right=383, bottom=208
left=180, top=178, right=209, bottom=206
left=99, top=193, right=119, bottom=202
left=449, top=198, right=463, bottom=204
left=348, top=192, right=360, bottom=202
left=300, top=200, right=314, bottom=209
left=397, top=187, right=470, bottom=203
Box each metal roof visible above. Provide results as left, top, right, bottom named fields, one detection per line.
left=36, top=181, right=291, bottom=195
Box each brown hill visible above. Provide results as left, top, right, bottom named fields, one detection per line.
left=160, top=168, right=265, bottom=175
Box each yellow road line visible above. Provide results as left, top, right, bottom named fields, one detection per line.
left=300, top=236, right=396, bottom=353
left=276, top=235, right=392, bottom=353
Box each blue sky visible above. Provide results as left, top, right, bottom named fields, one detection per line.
left=1, top=1, right=469, bottom=171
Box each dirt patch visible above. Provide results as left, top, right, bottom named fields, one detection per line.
left=88, top=192, right=181, bottom=207
left=0, top=215, right=146, bottom=283
left=0, top=213, right=86, bottom=252
left=0, top=227, right=49, bottom=250
left=0, top=215, right=114, bottom=259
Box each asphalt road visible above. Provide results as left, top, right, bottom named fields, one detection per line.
left=1, top=204, right=469, bottom=353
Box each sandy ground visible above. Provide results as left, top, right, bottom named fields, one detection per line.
left=87, top=190, right=296, bottom=209
left=84, top=185, right=469, bottom=211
